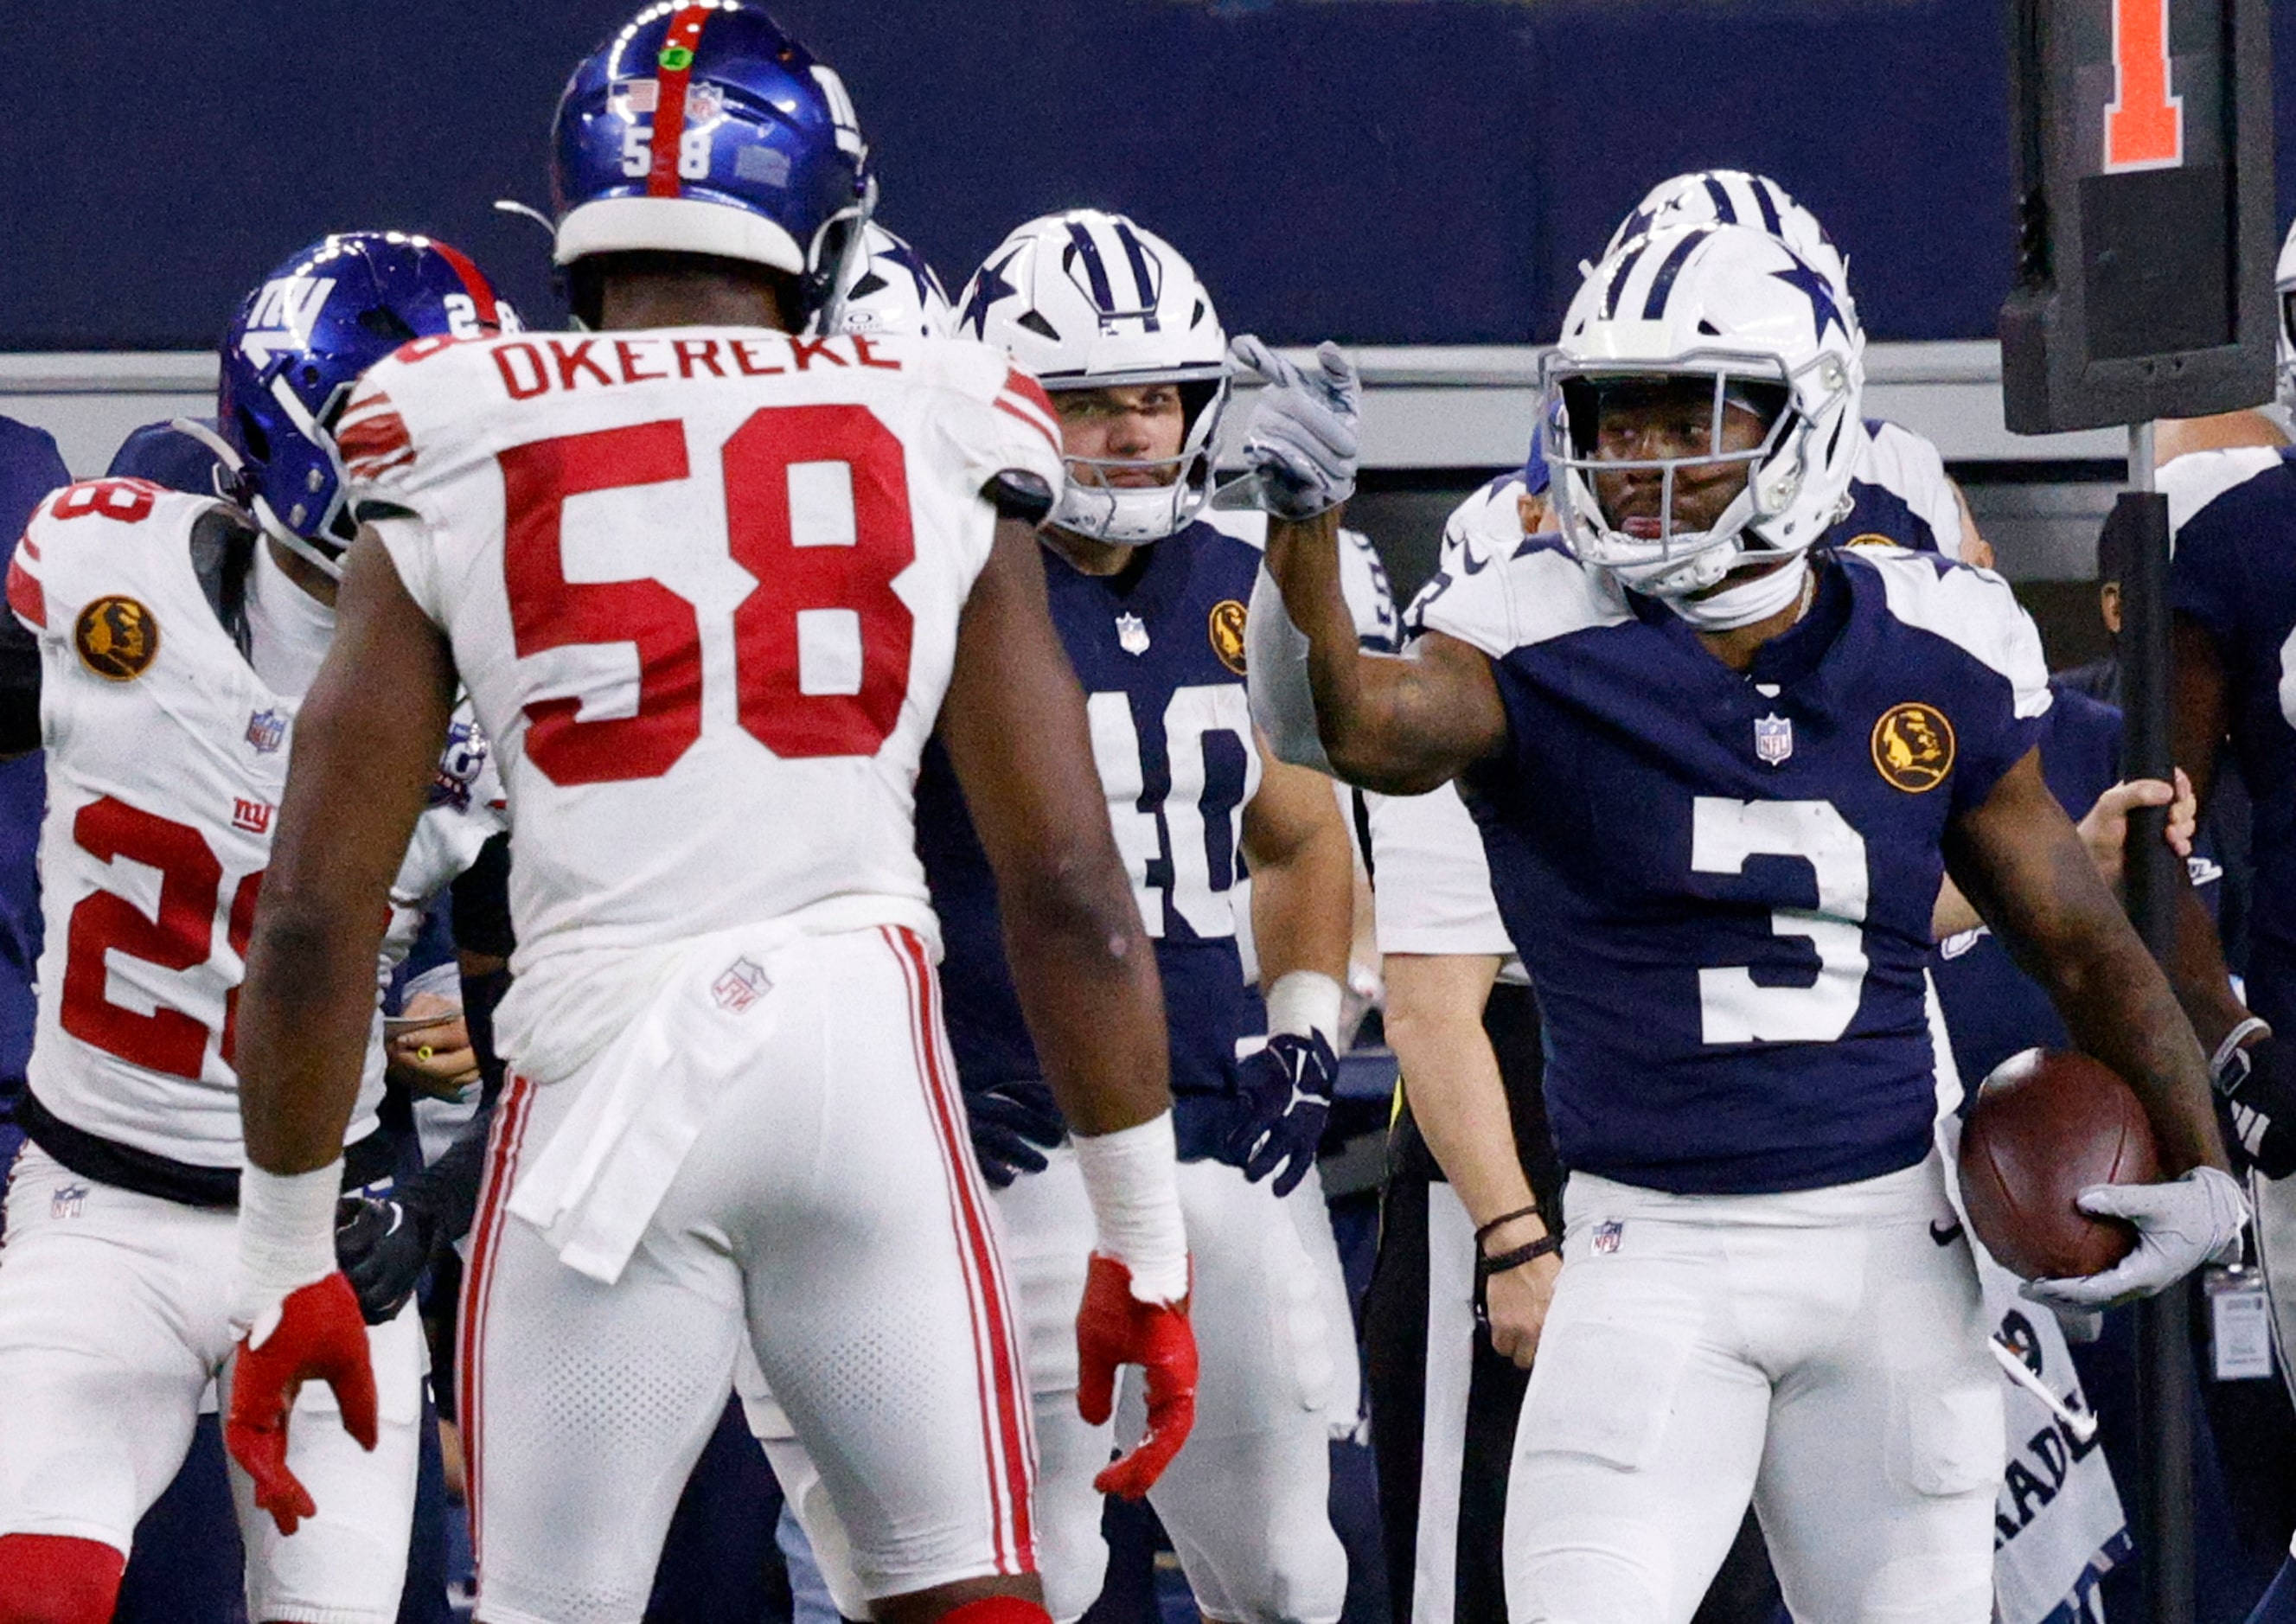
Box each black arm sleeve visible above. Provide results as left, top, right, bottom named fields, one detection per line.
left=400, top=1096, right=496, bottom=1246
left=450, top=832, right=515, bottom=959
left=0, top=610, right=41, bottom=756
left=459, top=962, right=511, bottom=1104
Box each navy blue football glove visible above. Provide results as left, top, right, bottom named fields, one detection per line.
left=1224, top=1031, right=1338, bottom=1197
left=2217, top=1033, right=2296, bottom=1180
left=335, top=1194, right=441, bottom=1327
left=966, top=1081, right=1067, bottom=1189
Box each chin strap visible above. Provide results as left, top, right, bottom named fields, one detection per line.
left=1660, top=552, right=1812, bottom=632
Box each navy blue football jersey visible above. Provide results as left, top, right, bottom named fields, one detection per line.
left=1417, top=540, right=2050, bottom=1195
left=918, top=519, right=1264, bottom=1153
left=2169, top=448, right=2296, bottom=1030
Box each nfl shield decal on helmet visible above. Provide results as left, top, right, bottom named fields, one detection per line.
left=1755, top=713, right=1793, bottom=766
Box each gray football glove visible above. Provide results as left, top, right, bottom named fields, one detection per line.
left=2020, top=1164, right=2248, bottom=1311
left=1225, top=336, right=1360, bottom=520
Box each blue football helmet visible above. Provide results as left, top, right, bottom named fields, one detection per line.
left=552, top=2, right=874, bottom=329
left=217, top=231, right=514, bottom=577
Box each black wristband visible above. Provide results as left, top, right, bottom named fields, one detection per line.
left=1473, top=1231, right=1561, bottom=1329
left=1476, top=1232, right=1562, bottom=1280
left=1474, top=1204, right=1545, bottom=1250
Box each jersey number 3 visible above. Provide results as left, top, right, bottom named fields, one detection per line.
left=1690, top=797, right=1871, bottom=1044
left=501, top=406, right=916, bottom=785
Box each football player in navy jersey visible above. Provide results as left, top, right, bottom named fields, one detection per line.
left=2165, top=221, right=2296, bottom=1624
left=754, top=210, right=1358, bottom=1624
left=1242, top=220, right=2242, bottom=1624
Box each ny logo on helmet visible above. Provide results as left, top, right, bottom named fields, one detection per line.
left=240, top=278, right=336, bottom=367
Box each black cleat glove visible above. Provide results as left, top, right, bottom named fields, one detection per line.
left=965, top=1081, right=1067, bottom=1189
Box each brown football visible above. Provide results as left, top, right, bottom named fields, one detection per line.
left=1958, top=1048, right=2160, bottom=1281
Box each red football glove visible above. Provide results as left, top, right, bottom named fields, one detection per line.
left=226, top=1272, right=379, bottom=1535
left=1076, top=1252, right=1197, bottom=1499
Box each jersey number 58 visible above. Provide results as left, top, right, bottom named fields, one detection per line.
left=500, top=406, right=916, bottom=784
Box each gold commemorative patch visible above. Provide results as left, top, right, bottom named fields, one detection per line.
left=1209, top=598, right=1248, bottom=675
left=1843, top=533, right=1897, bottom=552
left=1871, top=701, right=1955, bottom=793
left=74, top=596, right=160, bottom=681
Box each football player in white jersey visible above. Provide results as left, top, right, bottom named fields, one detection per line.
left=0, top=231, right=515, bottom=1624
left=1241, top=222, right=2242, bottom=1624
left=221, top=11, right=1197, bottom=1624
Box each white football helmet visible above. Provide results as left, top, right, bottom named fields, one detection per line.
left=1605, top=170, right=1858, bottom=337
left=1545, top=221, right=1864, bottom=600
left=956, top=209, right=1229, bottom=543
left=2276, top=216, right=2296, bottom=409
left=830, top=221, right=953, bottom=339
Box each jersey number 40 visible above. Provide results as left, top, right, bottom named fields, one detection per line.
left=502, top=405, right=915, bottom=784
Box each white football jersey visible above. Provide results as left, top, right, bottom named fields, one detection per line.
left=341, top=328, right=1066, bottom=1026
left=8, top=480, right=385, bottom=1167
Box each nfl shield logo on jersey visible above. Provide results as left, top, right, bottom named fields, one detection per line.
left=712, top=957, right=770, bottom=1015
left=1594, top=1220, right=1625, bottom=1255
left=1755, top=713, right=1794, bottom=766
left=245, top=708, right=286, bottom=754
left=1116, top=612, right=1151, bottom=655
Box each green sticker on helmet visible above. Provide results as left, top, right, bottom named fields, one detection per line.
left=659, top=44, right=695, bottom=71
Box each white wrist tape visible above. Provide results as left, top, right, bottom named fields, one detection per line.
left=232, top=1160, right=343, bottom=1340
left=2213, top=1016, right=2273, bottom=1083
left=1244, top=566, right=1336, bottom=776
left=1265, top=969, right=1345, bottom=1050
left=1072, top=1112, right=1189, bottom=1305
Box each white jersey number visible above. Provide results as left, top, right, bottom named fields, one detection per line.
left=1086, top=683, right=1253, bottom=940
left=1690, top=797, right=1871, bottom=1044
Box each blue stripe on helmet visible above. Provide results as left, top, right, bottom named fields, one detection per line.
left=1751, top=178, right=1785, bottom=237
left=1700, top=176, right=1738, bottom=225
left=1641, top=227, right=1714, bottom=321
left=1065, top=221, right=1118, bottom=314
left=1602, top=240, right=1652, bottom=319
left=1111, top=221, right=1161, bottom=332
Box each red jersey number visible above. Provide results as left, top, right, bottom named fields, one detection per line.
left=60, top=796, right=257, bottom=1080
left=502, top=406, right=918, bottom=784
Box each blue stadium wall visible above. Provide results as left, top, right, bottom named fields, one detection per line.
left=5, top=0, right=2290, bottom=352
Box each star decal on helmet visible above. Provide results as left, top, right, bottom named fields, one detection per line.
left=1769, top=259, right=1847, bottom=347
left=875, top=233, right=938, bottom=305
left=959, top=246, right=1024, bottom=341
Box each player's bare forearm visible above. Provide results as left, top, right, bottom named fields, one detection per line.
left=238, top=536, right=457, bottom=1174
left=1382, top=954, right=1538, bottom=1230
left=1263, top=512, right=1506, bottom=793
left=1240, top=746, right=1353, bottom=987
left=941, top=516, right=1170, bottom=1135
left=1946, top=749, right=2229, bottom=1175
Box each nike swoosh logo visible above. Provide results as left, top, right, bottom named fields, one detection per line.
left=1930, top=1219, right=1964, bottom=1247
left=1458, top=546, right=1492, bottom=576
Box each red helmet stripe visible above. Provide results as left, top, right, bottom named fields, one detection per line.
left=647, top=6, right=715, bottom=200
left=429, top=241, right=501, bottom=329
